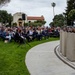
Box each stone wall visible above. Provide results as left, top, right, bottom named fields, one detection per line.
left=60, top=30, right=75, bottom=61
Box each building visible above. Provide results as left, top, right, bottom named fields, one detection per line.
left=13, top=12, right=45, bottom=27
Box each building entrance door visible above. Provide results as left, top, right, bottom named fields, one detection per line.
left=19, top=22, right=22, bottom=27
left=18, top=18, right=23, bottom=27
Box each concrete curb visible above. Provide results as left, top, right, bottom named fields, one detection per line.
left=54, top=45, right=75, bottom=70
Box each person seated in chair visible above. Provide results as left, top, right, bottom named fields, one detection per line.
left=14, top=29, right=25, bottom=44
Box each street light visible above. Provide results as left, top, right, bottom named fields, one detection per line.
left=51, top=2, right=56, bottom=17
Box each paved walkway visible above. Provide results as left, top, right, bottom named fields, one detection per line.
left=25, top=41, right=75, bottom=75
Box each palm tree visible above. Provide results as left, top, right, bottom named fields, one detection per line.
left=51, top=2, right=56, bottom=17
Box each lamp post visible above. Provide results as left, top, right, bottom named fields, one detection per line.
left=51, top=2, right=56, bottom=17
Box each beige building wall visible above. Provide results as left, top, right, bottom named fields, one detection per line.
left=13, top=12, right=27, bottom=27
left=13, top=12, right=45, bottom=27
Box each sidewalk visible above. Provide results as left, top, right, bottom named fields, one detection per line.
left=25, top=41, right=75, bottom=75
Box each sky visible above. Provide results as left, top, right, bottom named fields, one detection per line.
left=0, top=0, right=67, bottom=26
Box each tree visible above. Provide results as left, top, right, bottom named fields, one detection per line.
left=68, top=9, right=75, bottom=25
left=0, top=10, right=13, bottom=26
left=66, top=0, right=75, bottom=25
left=49, top=14, right=65, bottom=27
left=0, top=0, right=10, bottom=7
left=34, top=20, right=46, bottom=26
left=68, top=9, right=75, bottom=20
left=49, top=22, right=54, bottom=27
left=0, top=10, right=8, bottom=23
left=12, top=22, right=17, bottom=27
left=7, top=14, right=13, bottom=26
left=24, top=23, right=28, bottom=27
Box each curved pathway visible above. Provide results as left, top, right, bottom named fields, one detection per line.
left=25, top=41, right=75, bottom=75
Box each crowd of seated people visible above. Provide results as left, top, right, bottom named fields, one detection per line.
left=61, top=26, right=75, bottom=33
left=0, top=26, right=60, bottom=43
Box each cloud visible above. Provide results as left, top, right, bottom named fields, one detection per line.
left=0, top=0, right=67, bottom=26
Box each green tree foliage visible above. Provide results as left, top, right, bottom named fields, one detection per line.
left=66, top=0, right=75, bottom=25
left=12, top=22, right=17, bottom=27
left=50, top=14, right=65, bottom=27
left=0, top=0, right=10, bottom=6
left=67, top=0, right=75, bottom=13
left=49, top=22, right=54, bottom=27
left=68, top=9, right=75, bottom=20
left=0, top=10, right=13, bottom=26
left=24, top=20, right=46, bottom=27
left=34, top=20, right=46, bottom=26
left=24, top=22, right=29, bottom=27
left=0, top=10, right=8, bottom=23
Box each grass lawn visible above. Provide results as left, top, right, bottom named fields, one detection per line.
left=0, top=37, right=59, bottom=75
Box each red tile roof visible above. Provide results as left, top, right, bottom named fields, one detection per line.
left=27, top=16, right=44, bottom=21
